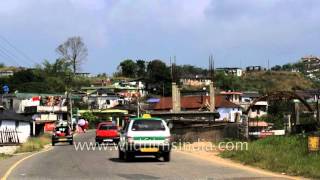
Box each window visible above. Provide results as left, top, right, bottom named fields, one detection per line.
left=99, top=124, right=117, bottom=130
left=131, top=120, right=165, bottom=131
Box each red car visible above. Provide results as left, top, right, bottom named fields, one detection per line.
left=95, top=122, right=119, bottom=144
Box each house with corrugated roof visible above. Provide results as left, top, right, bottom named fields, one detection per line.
left=0, top=106, right=32, bottom=144
left=149, top=95, right=242, bottom=122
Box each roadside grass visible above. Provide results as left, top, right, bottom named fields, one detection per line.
left=15, top=133, right=51, bottom=153
left=0, top=153, right=12, bottom=161
left=220, top=135, right=320, bottom=178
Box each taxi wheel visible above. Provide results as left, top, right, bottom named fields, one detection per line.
left=119, top=150, right=124, bottom=160
left=155, top=154, right=161, bottom=159
left=163, top=152, right=170, bottom=162
left=124, top=152, right=134, bottom=162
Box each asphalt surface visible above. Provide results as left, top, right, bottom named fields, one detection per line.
left=8, top=131, right=288, bottom=180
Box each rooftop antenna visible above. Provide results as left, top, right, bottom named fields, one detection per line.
left=209, top=54, right=214, bottom=82
left=171, top=56, right=178, bottom=83
left=174, top=56, right=177, bottom=83
left=170, top=56, right=172, bottom=80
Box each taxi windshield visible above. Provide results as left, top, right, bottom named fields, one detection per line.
left=131, top=120, right=165, bottom=131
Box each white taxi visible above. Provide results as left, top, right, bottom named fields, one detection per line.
left=118, top=115, right=171, bottom=162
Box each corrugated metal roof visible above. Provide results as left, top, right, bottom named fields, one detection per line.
left=0, top=111, right=31, bottom=121
left=151, top=95, right=240, bottom=110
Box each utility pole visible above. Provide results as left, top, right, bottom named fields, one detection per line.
left=137, top=97, right=140, bottom=117
left=317, top=94, right=320, bottom=127
left=162, top=82, right=165, bottom=97
left=69, top=91, right=73, bottom=126
left=65, top=73, right=73, bottom=126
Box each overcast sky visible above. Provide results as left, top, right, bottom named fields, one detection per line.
left=0, top=0, right=319, bottom=74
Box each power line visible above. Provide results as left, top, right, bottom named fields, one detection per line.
left=0, top=35, right=38, bottom=65
left=0, top=42, right=32, bottom=67
left=0, top=48, right=20, bottom=67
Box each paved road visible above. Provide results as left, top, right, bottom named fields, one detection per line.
left=8, top=131, right=287, bottom=180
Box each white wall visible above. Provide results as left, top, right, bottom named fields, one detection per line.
left=217, top=108, right=242, bottom=122
left=248, top=105, right=268, bottom=118
left=237, top=69, right=243, bottom=77
left=0, top=120, right=15, bottom=130
left=17, top=122, right=31, bottom=143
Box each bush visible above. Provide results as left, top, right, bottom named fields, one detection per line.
left=81, top=112, right=99, bottom=128
left=15, top=134, right=51, bottom=153
left=220, top=135, right=320, bottom=178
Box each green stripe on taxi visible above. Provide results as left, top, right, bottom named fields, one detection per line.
left=133, top=137, right=165, bottom=140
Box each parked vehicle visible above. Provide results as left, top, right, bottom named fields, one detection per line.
left=95, top=122, right=120, bottom=144
left=52, top=125, right=73, bottom=146
left=118, top=115, right=171, bottom=162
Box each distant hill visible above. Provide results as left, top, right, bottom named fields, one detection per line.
left=0, top=66, right=23, bottom=71
left=239, top=71, right=316, bottom=93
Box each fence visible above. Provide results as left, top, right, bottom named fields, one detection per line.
left=0, top=128, right=20, bottom=145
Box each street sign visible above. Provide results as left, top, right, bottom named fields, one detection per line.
left=308, top=135, right=320, bottom=152
left=2, top=85, right=9, bottom=94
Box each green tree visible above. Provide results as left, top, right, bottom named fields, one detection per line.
left=214, top=71, right=243, bottom=91
left=146, top=60, right=171, bottom=96
left=136, top=60, right=146, bottom=77
left=147, top=60, right=171, bottom=83
left=0, top=58, right=90, bottom=93
left=271, top=65, right=282, bottom=71
left=282, top=63, right=293, bottom=71
left=81, top=112, right=98, bottom=128
left=118, top=59, right=137, bottom=78
left=176, top=65, right=207, bottom=77
left=42, top=59, right=72, bottom=75
left=97, top=73, right=107, bottom=78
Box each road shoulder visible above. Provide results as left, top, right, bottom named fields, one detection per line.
left=0, top=144, right=52, bottom=179
left=0, top=153, right=31, bottom=178
left=175, top=145, right=305, bottom=180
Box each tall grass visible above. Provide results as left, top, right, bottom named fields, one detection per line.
left=0, top=153, right=11, bottom=160
left=221, top=135, right=320, bottom=178
left=15, top=134, right=51, bottom=153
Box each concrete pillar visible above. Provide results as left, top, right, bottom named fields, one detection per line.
left=172, top=83, right=181, bottom=112
left=287, top=114, right=292, bottom=134
left=209, top=82, right=215, bottom=112
left=32, top=121, right=36, bottom=136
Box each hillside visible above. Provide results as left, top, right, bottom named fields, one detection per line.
left=214, top=71, right=318, bottom=93
left=240, top=71, right=316, bottom=92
